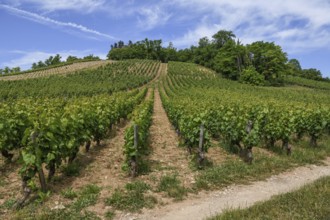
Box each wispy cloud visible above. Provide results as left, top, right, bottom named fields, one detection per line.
left=137, top=6, right=172, bottom=31
left=0, top=4, right=115, bottom=40
left=2, top=0, right=106, bottom=13
left=1, top=50, right=107, bottom=70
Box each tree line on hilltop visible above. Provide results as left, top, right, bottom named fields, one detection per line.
left=107, top=30, right=329, bottom=86
left=0, top=54, right=101, bottom=76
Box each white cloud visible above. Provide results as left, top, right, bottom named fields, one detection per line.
left=169, top=0, right=330, bottom=53
left=172, top=21, right=220, bottom=47
left=3, top=0, right=106, bottom=13
left=137, top=6, right=172, bottom=30
left=0, top=4, right=115, bottom=40
left=2, top=50, right=107, bottom=70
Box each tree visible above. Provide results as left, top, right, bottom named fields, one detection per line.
left=287, top=59, right=302, bottom=76
left=11, top=67, right=21, bottom=73
left=3, top=67, right=11, bottom=74
left=83, top=54, right=100, bottom=61
left=37, top=61, right=46, bottom=68
left=198, top=37, right=210, bottom=48
left=163, top=42, right=177, bottom=63
left=45, top=56, right=53, bottom=66
left=247, top=41, right=288, bottom=85
left=212, top=30, right=236, bottom=49
left=66, top=56, right=79, bottom=63
left=118, top=40, right=125, bottom=48
left=301, top=68, right=322, bottom=80
left=213, top=40, right=249, bottom=80
left=32, top=62, right=38, bottom=70
left=51, top=54, right=62, bottom=65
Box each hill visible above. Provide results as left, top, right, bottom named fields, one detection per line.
left=0, top=60, right=329, bottom=220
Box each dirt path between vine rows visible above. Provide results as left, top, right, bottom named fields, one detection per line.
left=133, top=157, right=330, bottom=220
left=143, top=88, right=193, bottom=186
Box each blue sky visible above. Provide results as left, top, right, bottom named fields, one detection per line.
left=0, top=0, right=330, bottom=77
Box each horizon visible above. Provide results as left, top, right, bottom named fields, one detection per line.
left=0, top=0, right=330, bottom=77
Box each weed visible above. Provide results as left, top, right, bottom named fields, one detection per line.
left=61, top=187, right=78, bottom=200
left=0, top=198, right=16, bottom=209
left=157, top=174, right=187, bottom=200
left=105, top=181, right=156, bottom=212
left=36, top=209, right=100, bottom=220
left=35, top=191, right=51, bottom=204
left=105, top=210, right=115, bottom=220
left=72, top=184, right=101, bottom=211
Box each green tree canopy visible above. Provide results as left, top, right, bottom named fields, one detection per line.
left=247, top=41, right=288, bottom=84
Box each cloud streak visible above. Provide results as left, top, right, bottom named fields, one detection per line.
left=2, top=0, right=106, bottom=13
left=0, top=4, right=115, bottom=40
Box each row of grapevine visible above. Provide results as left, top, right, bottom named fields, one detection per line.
left=0, top=88, right=147, bottom=205
left=0, top=60, right=160, bottom=100
left=284, top=76, right=330, bottom=90
left=160, top=62, right=330, bottom=164
left=123, top=89, right=154, bottom=177
left=0, top=60, right=112, bottom=81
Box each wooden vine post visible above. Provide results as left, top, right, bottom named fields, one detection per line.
left=198, top=124, right=205, bottom=167
left=245, top=120, right=253, bottom=164
left=131, top=124, right=138, bottom=177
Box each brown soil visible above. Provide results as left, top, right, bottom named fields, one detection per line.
left=142, top=88, right=192, bottom=187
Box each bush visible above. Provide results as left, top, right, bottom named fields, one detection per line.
left=239, top=66, right=265, bottom=86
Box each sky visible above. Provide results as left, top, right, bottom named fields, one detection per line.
left=0, top=0, right=330, bottom=77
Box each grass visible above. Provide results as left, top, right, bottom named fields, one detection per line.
left=72, top=184, right=101, bottom=211
left=210, top=176, right=330, bottom=220
left=195, top=152, right=291, bottom=190
left=157, top=174, right=187, bottom=200
left=105, top=210, right=115, bottom=220
left=61, top=187, right=78, bottom=200
left=0, top=198, right=16, bottom=210
left=105, top=181, right=157, bottom=212
left=196, top=135, right=330, bottom=190
left=31, top=209, right=100, bottom=220
left=13, top=184, right=101, bottom=220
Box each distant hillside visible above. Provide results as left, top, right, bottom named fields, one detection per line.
left=0, top=60, right=112, bottom=81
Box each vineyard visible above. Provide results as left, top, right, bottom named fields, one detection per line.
left=0, top=60, right=113, bottom=81
left=161, top=62, right=330, bottom=165
left=0, top=60, right=330, bottom=219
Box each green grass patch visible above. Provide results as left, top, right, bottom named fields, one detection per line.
left=35, top=209, right=100, bottom=220
left=157, top=174, right=187, bottom=200
left=61, top=187, right=78, bottom=200
left=14, top=184, right=102, bottom=219
left=195, top=152, right=291, bottom=190
left=210, top=176, right=330, bottom=220
left=105, top=181, right=157, bottom=212
left=105, top=210, right=115, bottom=220
left=0, top=198, right=16, bottom=210
left=72, top=184, right=101, bottom=211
